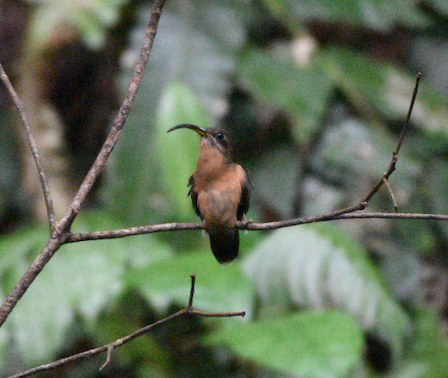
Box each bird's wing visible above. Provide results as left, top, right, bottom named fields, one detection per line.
left=188, top=175, right=202, bottom=219
left=237, top=168, right=251, bottom=220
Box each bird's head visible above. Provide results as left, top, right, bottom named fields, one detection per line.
left=167, top=124, right=231, bottom=157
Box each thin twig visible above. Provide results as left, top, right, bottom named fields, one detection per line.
left=57, top=0, right=167, bottom=233
left=188, top=274, right=196, bottom=311
left=362, top=72, right=422, bottom=204
left=383, top=178, right=399, bottom=211
left=7, top=275, right=245, bottom=378
left=0, top=0, right=168, bottom=329
left=0, top=236, right=66, bottom=326
left=99, top=345, right=113, bottom=371
left=0, top=63, right=56, bottom=234
left=395, top=72, right=422, bottom=156
left=333, top=212, right=448, bottom=221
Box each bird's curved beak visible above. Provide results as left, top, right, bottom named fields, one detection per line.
left=167, top=124, right=207, bottom=137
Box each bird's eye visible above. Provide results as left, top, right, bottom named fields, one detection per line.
left=217, top=133, right=224, bottom=140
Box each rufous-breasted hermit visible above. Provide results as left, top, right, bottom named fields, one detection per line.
left=167, top=124, right=251, bottom=263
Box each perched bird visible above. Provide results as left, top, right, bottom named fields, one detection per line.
left=167, top=124, right=251, bottom=263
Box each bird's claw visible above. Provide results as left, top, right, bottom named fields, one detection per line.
left=238, top=218, right=253, bottom=228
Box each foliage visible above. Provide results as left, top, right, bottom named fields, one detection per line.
left=207, top=311, right=364, bottom=378
left=2, top=0, right=448, bottom=377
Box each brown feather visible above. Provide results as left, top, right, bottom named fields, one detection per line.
left=175, top=125, right=250, bottom=263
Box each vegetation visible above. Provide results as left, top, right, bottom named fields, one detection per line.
left=2, top=0, right=448, bottom=377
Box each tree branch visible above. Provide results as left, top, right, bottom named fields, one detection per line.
left=57, top=0, right=167, bottom=234
left=6, top=275, right=245, bottom=378
left=362, top=72, right=421, bottom=204
left=60, top=211, right=448, bottom=243
left=0, top=63, right=56, bottom=233
left=0, top=0, right=168, bottom=328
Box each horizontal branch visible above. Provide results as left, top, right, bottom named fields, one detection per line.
left=333, top=212, right=448, bottom=221
left=66, top=210, right=448, bottom=243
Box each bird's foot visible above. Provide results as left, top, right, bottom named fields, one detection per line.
left=238, top=218, right=253, bottom=235
left=201, top=221, right=208, bottom=238
left=238, top=218, right=253, bottom=227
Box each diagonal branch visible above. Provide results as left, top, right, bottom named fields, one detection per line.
left=7, top=275, right=245, bottom=378
left=0, top=63, right=56, bottom=234
left=362, top=72, right=422, bottom=204
left=0, top=0, right=168, bottom=329
left=57, top=0, right=167, bottom=234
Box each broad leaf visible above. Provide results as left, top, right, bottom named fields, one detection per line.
left=244, top=225, right=412, bottom=361
left=156, top=81, right=211, bottom=220
left=0, top=213, right=170, bottom=364
left=107, top=0, right=245, bottom=224
left=126, top=250, right=253, bottom=315
left=392, top=309, right=448, bottom=378
left=28, top=0, right=130, bottom=48
left=238, top=47, right=333, bottom=143
left=206, top=310, right=364, bottom=378
left=320, top=47, right=448, bottom=141
left=262, top=0, right=428, bottom=31
left=427, top=159, right=448, bottom=240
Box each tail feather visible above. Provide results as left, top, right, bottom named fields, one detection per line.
left=208, top=229, right=239, bottom=264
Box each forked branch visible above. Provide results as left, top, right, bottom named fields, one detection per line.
left=0, top=0, right=168, bottom=328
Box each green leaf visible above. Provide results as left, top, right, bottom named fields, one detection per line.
left=249, top=147, right=302, bottom=219
left=0, top=212, right=170, bottom=364
left=392, top=309, right=448, bottom=378
left=28, top=0, right=130, bottom=48
left=126, top=250, right=253, bottom=315
left=309, top=114, right=421, bottom=206
left=206, top=311, right=364, bottom=378
left=321, top=48, right=448, bottom=142
left=262, top=0, right=428, bottom=31
left=156, top=81, right=211, bottom=220
left=427, top=159, right=448, bottom=240
left=106, top=1, right=246, bottom=224
left=244, top=224, right=412, bottom=361
left=238, top=47, right=333, bottom=143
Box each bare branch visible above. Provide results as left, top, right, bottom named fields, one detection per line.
left=99, top=346, right=113, bottom=371
left=188, top=274, right=196, bottom=311
left=362, top=72, right=422, bottom=204
left=0, top=237, right=66, bottom=326
left=0, top=63, right=56, bottom=233
left=7, top=275, right=245, bottom=378
left=68, top=222, right=204, bottom=242
left=0, top=0, right=167, bottom=328
left=333, top=212, right=448, bottom=221
left=66, top=204, right=364, bottom=242
left=395, top=72, right=422, bottom=156
left=2, top=71, right=422, bottom=330
left=66, top=210, right=448, bottom=243
left=383, top=178, right=399, bottom=212
left=57, top=0, right=168, bottom=234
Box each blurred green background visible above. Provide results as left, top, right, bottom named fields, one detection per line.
left=2, top=0, right=448, bottom=377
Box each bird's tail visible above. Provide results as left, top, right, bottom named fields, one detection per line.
left=208, top=228, right=239, bottom=264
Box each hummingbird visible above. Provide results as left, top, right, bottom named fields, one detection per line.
left=167, top=124, right=251, bottom=263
